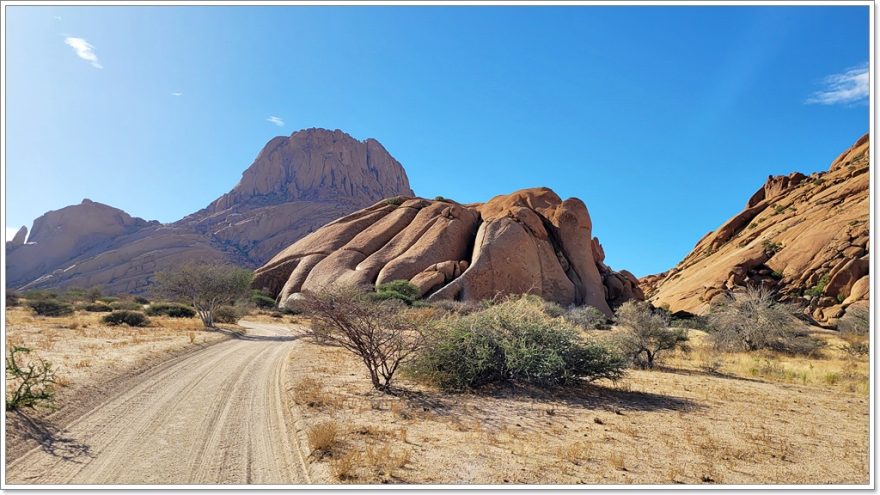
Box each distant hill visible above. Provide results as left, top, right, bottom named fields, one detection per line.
left=5, top=128, right=413, bottom=294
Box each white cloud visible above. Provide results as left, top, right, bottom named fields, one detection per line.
left=267, top=116, right=285, bottom=127
left=171, top=91, right=183, bottom=97
left=806, top=63, right=869, bottom=105
left=54, top=15, right=62, bottom=21
left=64, top=37, right=103, bottom=69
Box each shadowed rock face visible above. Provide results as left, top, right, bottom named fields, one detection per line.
left=642, top=134, right=869, bottom=326
left=253, top=187, right=644, bottom=315
left=6, top=129, right=413, bottom=294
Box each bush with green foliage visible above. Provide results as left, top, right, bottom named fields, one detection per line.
left=213, top=305, right=241, bottom=324
left=384, top=196, right=404, bottom=207
left=371, top=280, right=421, bottom=305
left=804, top=274, right=830, bottom=297
left=565, top=305, right=608, bottom=330
left=27, top=299, right=74, bottom=317
left=6, top=346, right=56, bottom=411
left=251, top=290, right=277, bottom=309
left=102, top=310, right=150, bottom=327
left=110, top=300, right=143, bottom=311
left=6, top=290, right=21, bottom=307
left=707, top=286, right=822, bottom=355
left=134, top=296, right=150, bottom=305
left=78, top=302, right=113, bottom=313
left=408, top=295, right=626, bottom=391
left=97, top=296, right=119, bottom=304
left=614, top=301, right=688, bottom=369
left=146, top=303, right=196, bottom=318
left=155, top=263, right=253, bottom=328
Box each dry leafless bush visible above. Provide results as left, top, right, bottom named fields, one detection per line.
left=615, top=300, right=688, bottom=369
left=299, top=284, right=424, bottom=392
left=707, top=287, right=821, bottom=355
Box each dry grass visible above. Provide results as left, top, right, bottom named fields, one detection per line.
left=285, top=324, right=869, bottom=485
left=307, top=421, right=339, bottom=456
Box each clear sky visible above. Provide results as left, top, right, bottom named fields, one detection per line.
left=3, top=5, right=870, bottom=276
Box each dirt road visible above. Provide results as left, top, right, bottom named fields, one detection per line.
left=6, top=321, right=310, bottom=485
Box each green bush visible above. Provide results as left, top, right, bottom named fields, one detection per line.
left=78, top=302, right=113, bottom=313
left=614, top=301, right=688, bottom=369
left=23, top=290, right=58, bottom=301
left=6, top=290, right=21, bottom=307
left=146, top=303, right=196, bottom=318
left=97, top=296, right=119, bottom=304
left=408, top=296, right=626, bottom=391
left=134, top=296, right=150, bottom=305
left=27, top=299, right=74, bottom=317
left=251, top=290, right=277, bottom=309
left=384, top=196, right=404, bottom=207
left=110, top=300, right=143, bottom=311
left=565, top=305, right=607, bottom=330
left=804, top=274, right=830, bottom=297
left=102, top=310, right=150, bottom=327
left=371, top=280, right=421, bottom=305
left=213, top=305, right=241, bottom=324
left=6, top=346, right=56, bottom=411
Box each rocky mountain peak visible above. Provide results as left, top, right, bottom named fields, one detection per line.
left=204, top=128, right=414, bottom=214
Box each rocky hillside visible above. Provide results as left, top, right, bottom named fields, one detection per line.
left=253, top=187, right=643, bottom=315
left=6, top=129, right=413, bottom=294
left=643, top=134, right=869, bottom=326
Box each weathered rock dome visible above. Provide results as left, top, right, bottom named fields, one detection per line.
left=253, top=187, right=643, bottom=315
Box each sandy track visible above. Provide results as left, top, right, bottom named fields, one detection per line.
left=6, top=321, right=309, bottom=485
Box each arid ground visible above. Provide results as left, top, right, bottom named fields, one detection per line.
left=4, top=308, right=869, bottom=485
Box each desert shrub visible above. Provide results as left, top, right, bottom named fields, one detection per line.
left=804, top=274, right=830, bottom=297
left=371, top=280, right=421, bottom=305
left=23, top=290, right=58, bottom=301
left=110, top=300, right=143, bottom=311
left=102, top=310, right=150, bottom=327
left=155, top=263, right=253, bottom=328
left=614, top=300, right=688, bottom=369
left=307, top=421, right=339, bottom=456
left=134, top=296, right=150, bottom=305
left=565, top=305, right=608, bottom=330
left=408, top=295, right=626, bottom=391
left=213, top=306, right=241, bottom=323
left=97, top=296, right=119, bottom=304
left=431, top=299, right=482, bottom=315
left=707, top=286, right=822, bottom=355
left=6, top=290, right=21, bottom=307
left=384, top=196, right=404, bottom=207
left=251, top=290, right=277, bottom=309
left=78, top=302, right=113, bottom=312
left=146, top=302, right=196, bottom=318
left=27, top=299, right=74, bottom=317
left=5, top=346, right=56, bottom=411
left=299, top=285, right=423, bottom=391
left=838, top=305, right=869, bottom=335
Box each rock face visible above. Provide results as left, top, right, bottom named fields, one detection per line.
left=643, top=134, right=869, bottom=326
left=6, top=129, right=413, bottom=294
left=253, top=187, right=643, bottom=315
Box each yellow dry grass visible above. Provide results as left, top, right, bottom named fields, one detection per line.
left=285, top=327, right=869, bottom=485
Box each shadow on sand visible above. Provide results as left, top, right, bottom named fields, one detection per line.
left=210, top=326, right=304, bottom=342
left=11, top=409, right=94, bottom=463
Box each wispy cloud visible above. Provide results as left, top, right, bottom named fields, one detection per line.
left=267, top=116, right=285, bottom=127
left=64, top=37, right=102, bottom=69
left=806, top=63, right=869, bottom=105
left=171, top=91, right=183, bottom=97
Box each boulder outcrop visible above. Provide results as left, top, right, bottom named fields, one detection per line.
left=642, top=134, right=870, bottom=326
left=6, top=129, right=413, bottom=294
left=253, top=188, right=643, bottom=315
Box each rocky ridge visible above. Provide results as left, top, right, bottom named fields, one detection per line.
left=642, top=134, right=870, bottom=325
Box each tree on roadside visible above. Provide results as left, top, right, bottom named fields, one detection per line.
left=299, top=284, right=424, bottom=392
left=155, top=263, right=252, bottom=328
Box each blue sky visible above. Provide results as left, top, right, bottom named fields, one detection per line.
left=4, top=5, right=870, bottom=276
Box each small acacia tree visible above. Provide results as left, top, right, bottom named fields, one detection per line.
left=615, top=300, right=688, bottom=369
left=155, top=263, right=252, bottom=328
left=299, top=284, right=424, bottom=392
